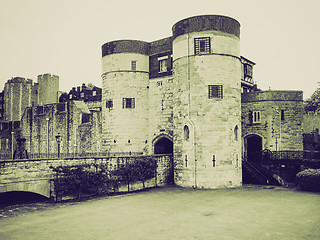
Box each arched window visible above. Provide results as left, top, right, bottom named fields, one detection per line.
left=234, top=125, right=238, bottom=141
left=184, top=125, right=189, bottom=140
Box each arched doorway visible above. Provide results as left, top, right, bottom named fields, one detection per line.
left=154, top=137, right=173, bottom=154
left=153, top=135, right=174, bottom=184
left=245, top=134, right=263, bottom=162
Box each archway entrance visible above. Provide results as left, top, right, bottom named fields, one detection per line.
left=154, top=137, right=173, bottom=154
left=245, top=135, right=262, bottom=162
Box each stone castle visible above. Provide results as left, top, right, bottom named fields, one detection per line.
left=0, top=15, right=305, bottom=189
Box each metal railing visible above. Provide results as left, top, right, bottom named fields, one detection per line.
left=243, top=160, right=270, bottom=184
left=263, top=150, right=320, bottom=161
left=0, top=151, right=144, bottom=161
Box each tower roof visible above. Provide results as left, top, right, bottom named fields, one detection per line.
left=172, top=15, right=240, bottom=40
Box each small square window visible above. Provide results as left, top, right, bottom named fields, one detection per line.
left=106, top=100, right=113, bottom=109
left=244, top=64, right=253, bottom=78
left=36, top=106, right=44, bottom=115
left=208, top=85, right=223, bottom=99
left=92, top=91, right=96, bottom=96
left=195, top=37, right=211, bottom=55
left=69, top=94, right=73, bottom=99
left=14, top=121, right=20, bottom=129
left=159, top=59, right=167, bottom=72
left=252, top=111, right=261, bottom=124
left=123, top=98, right=135, bottom=109
left=131, top=60, right=137, bottom=71
left=82, top=113, right=91, bottom=124
left=57, top=102, right=66, bottom=112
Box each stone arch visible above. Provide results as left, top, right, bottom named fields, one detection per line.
left=153, top=134, right=173, bottom=155
left=243, top=134, right=263, bottom=162
left=0, top=180, right=52, bottom=199
left=0, top=191, right=49, bottom=205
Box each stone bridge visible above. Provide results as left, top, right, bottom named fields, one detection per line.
left=0, top=155, right=173, bottom=199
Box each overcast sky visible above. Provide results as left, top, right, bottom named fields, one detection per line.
left=0, top=0, right=319, bottom=99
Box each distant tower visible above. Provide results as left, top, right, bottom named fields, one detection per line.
left=101, top=40, right=150, bottom=153
left=38, top=74, right=59, bottom=105
left=3, top=77, right=37, bottom=122
left=172, top=15, right=242, bottom=188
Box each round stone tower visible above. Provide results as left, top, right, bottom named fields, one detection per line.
left=38, top=74, right=59, bottom=105
left=172, top=15, right=242, bottom=188
left=101, top=40, right=149, bottom=153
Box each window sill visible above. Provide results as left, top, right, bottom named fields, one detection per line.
left=80, top=122, right=92, bottom=126
left=252, top=122, right=261, bottom=125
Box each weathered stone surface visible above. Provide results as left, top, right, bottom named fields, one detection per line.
left=241, top=91, right=304, bottom=151
left=0, top=155, right=172, bottom=198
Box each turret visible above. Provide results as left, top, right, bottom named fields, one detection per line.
left=101, top=40, right=150, bottom=153
left=172, top=15, right=242, bottom=188
left=37, top=74, right=59, bottom=105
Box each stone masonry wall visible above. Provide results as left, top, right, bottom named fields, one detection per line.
left=172, top=30, right=242, bottom=189
left=0, top=155, right=172, bottom=198
left=3, top=78, right=37, bottom=122
left=101, top=52, right=149, bottom=153
left=38, top=74, right=59, bottom=106
left=242, top=91, right=304, bottom=151
left=148, top=75, right=174, bottom=152
left=21, top=101, right=102, bottom=157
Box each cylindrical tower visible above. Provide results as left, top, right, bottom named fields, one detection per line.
left=172, top=15, right=242, bottom=188
left=101, top=40, right=150, bottom=153
left=38, top=74, right=59, bottom=105
left=4, top=77, right=35, bottom=122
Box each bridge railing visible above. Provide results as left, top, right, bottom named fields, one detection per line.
left=261, top=150, right=320, bottom=161
left=0, top=151, right=144, bottom=161
left=0, top=153, right=12, bottom=160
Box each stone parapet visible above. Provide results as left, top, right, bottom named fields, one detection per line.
left=242, top=90, right=303, bottom=103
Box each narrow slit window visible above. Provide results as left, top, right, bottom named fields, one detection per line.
left=131, top=60, right=137, bottom=71
left=281, top=110, right=285, bottom=121
left=234, top=125, right=238, bottom=141
left=184, top=125, right=189, bottom=140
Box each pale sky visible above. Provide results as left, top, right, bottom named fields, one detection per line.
left=0, top=0, right=319, bottom=99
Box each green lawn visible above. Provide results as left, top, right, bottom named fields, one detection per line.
left=0, top=185, right=319, bottom=240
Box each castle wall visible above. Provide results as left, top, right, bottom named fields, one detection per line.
left=20, top=101, right=102, bottom=157
left=241, top=91, right=304, bottom=152
left=148, top=76, right=174, bottom=152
